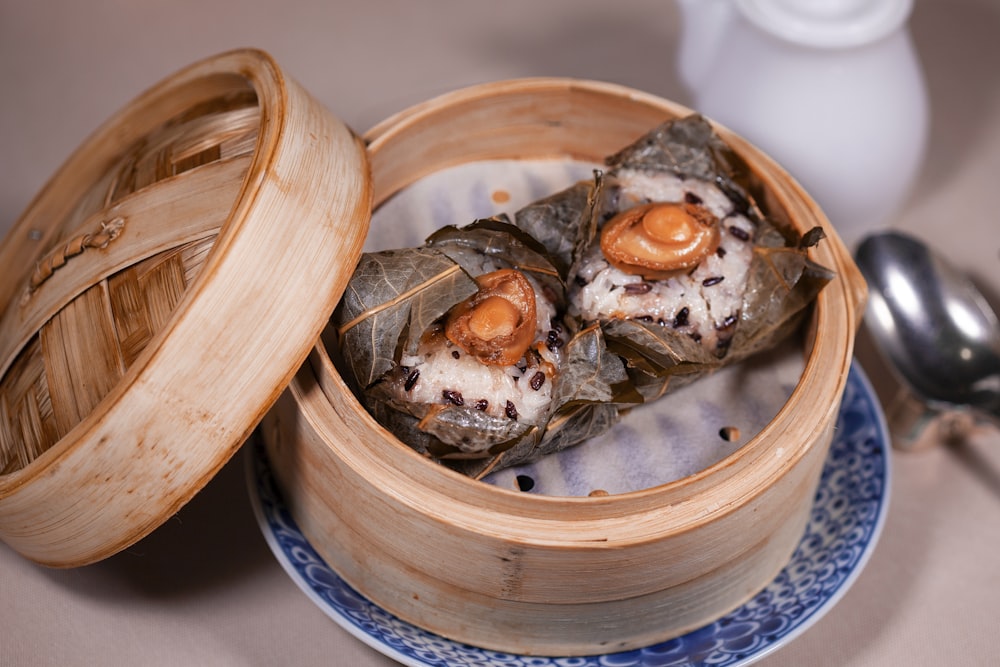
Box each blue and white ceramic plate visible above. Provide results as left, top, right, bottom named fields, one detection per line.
left=246, top=362, right=890, bottom=667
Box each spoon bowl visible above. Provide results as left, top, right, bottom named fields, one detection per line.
left=855, top=231, right=1000, bottom=423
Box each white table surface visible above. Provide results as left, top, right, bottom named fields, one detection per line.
left=2, top=1, right=999, bottom=665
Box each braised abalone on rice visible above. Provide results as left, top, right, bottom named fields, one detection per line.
left=335, top=114, right=834, bottom=476
left=517, top=114, right=835, bottom=401
left=572, top=189, right=755, bottom=357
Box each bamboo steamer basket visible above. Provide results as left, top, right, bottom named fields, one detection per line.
left=0, top=46, right=866, bottom=656
left=0, top=49, right=371, bottom=566
left=260, top=79, right=867, bottom=655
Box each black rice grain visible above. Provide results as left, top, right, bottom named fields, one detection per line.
left=404, top=368, right=420, bottom=392
left=624, top=282, right=653, bottom=295
left=529, top=372, right=546, bottom=391
left=442, top=389, right=464, bottom=406
left=728, top=226, right=750, bottom=242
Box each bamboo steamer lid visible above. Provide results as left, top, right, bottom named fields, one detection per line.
left=0, top=49, right=372, bottom=567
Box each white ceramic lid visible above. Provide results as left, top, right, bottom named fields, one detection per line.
left=0, top=49, right=372, bottom=566
left=737, top=0, right=913, bottom=49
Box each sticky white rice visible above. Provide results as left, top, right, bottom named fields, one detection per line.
left=571, top=170, right=756, bottom=354
left=397, top=275, right=562, bottom=424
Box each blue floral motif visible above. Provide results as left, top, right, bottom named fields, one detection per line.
left=247, top=364, right=889, bottom=667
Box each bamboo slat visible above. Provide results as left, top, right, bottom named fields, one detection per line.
left=0, top=155, right=251, bottom=380
left=0, top=111, right=256, bottom=474
left=107, top=238, right=213, bottom=369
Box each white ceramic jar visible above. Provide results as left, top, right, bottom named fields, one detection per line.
left=676, top=0, right=929, bottom=247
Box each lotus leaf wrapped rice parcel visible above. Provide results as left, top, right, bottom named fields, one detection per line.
left=333, top=114, right=834, bottom=478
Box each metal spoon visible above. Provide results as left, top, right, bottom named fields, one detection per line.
left=855, top=231, right=1000, bottom=428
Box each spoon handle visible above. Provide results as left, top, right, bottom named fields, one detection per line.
left=886, top=384, right=999, bottom=451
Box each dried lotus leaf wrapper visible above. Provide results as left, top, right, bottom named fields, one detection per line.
left=334, top=247, right=478, bottom=391
left=333, top=221, right=629, bottom=477
left=424, top=217, right=565, bottom=310
left=514, top=178, right=604, bottom=279
left=514, top=114, right=834, bottom=403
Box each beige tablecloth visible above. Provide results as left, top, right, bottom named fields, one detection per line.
left=2, top=2, right=999, bottom=665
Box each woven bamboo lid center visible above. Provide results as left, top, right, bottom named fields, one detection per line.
left=0, top=86, right=260, bottom=475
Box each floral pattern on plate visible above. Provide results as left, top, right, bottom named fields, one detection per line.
left=246, top=362, right=889, bottom=667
